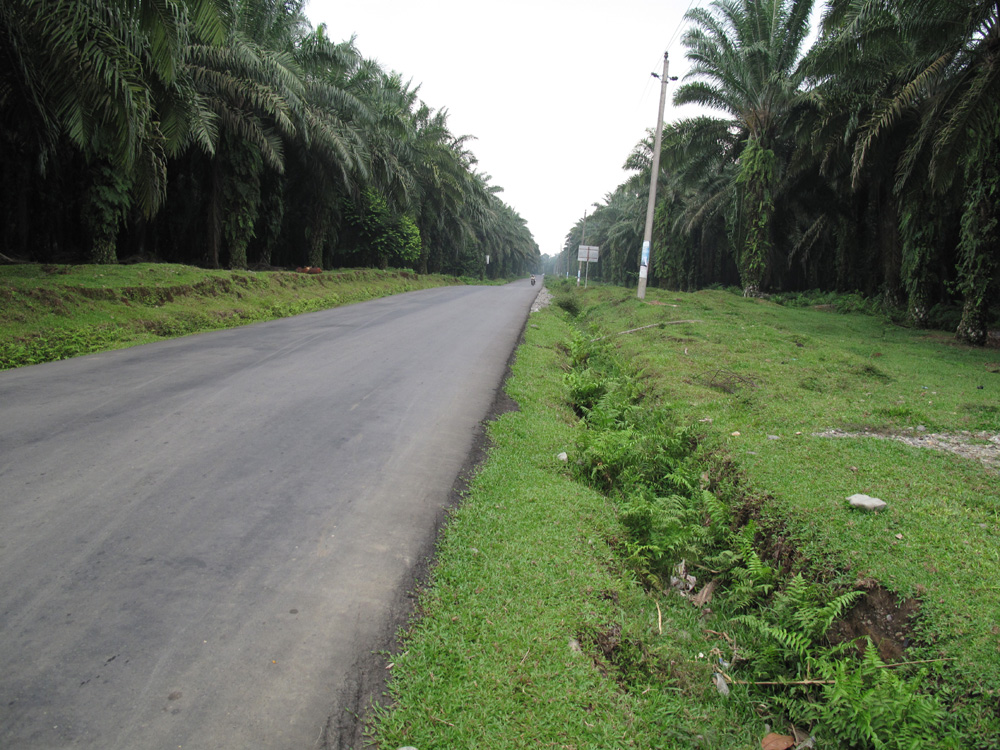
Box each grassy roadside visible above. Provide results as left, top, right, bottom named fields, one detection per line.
left=0, top=263, right=473, bottom=369
left=5, top=264, right=994, bottom=745
left=368, top=282, right=999, bottom=749
left=369, top=305, right=762, bottom=749
left=568, top=284, right=999, bottom=675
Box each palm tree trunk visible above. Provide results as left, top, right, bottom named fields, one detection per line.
left=84, top=161, right=130, bottom=265
left=737, top=140, right=776, bottom=296
left=901, top=204, right=936, bottom=327
left=879, top=195, right=903, bottom=308
left=207, top=158, right=222, bottom=268
left=308, top=209, right=329, bottom=268
left=955, top=152, right=999, bottom=345
left=16, top=160, right=30, bottom=260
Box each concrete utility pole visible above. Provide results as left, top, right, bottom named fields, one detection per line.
left=637, top=51, right=670, bottom=300
left=577, top=210, right=587, bottom=286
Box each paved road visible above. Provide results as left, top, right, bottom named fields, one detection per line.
left=0, top=280, right=539, bottom=749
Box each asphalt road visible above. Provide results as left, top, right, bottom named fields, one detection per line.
left=0, top=280, right=540, bottom=749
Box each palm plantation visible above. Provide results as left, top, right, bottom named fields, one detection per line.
left=553, top=0, right=997, bottom=345
left=0, top=0, right=540, bottom=277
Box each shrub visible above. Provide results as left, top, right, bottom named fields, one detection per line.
left=554, top=293, right=581, bottom=317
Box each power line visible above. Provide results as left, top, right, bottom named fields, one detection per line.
left=640, top=0, right=695, bottom=107
left=666, top=0, right=698, bottom=51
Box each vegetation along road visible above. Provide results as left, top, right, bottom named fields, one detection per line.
left=0, top=280, right=540, bottom=749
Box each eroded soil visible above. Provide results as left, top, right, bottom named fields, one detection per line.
left=827, top=583, right=921, bottom=662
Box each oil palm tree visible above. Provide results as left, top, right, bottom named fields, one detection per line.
left=817, top=0, right=999, bottom=343
left=0, top=0, right=226, bottom=220
left=675, top=0, right=815, bottom=296
left=0, top=0, right=231, bottom=264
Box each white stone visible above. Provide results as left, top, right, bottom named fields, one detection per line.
left=557, top=452, right=568, bottom=462
left=713, top=672, right=731, bottom=697
left=848, top=493, right=886, bottom=511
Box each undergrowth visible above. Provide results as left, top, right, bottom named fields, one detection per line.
left=563, top=330, right=961, bottom=749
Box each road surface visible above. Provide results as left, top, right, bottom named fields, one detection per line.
left=0, top=280, right=539, bottom=749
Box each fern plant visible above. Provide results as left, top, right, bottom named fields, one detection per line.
left=734, top=570, right=863, bottom=673
left=782, top=644, right=957, bottom=750
left=564, top=367, right=612, bottom=415
left=726, top=522, right=777, bottom=610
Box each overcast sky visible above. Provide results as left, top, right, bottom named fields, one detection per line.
left=304, top=0, right=709, bottom=259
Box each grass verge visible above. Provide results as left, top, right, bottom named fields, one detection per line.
left=368, top=281, right=999, bottom=749
left=0, top=263, right=473, bottom=369
left=369, top=307, right=762, bottom=749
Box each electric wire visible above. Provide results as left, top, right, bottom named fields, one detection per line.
left=667, top=0, right=699, bottom=51
left=639, top=0, right=697, bottom=107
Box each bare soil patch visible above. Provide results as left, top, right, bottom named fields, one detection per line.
left=827, top=583, right=921, bottom=662
left=813, top=428, right=1000, bottom=471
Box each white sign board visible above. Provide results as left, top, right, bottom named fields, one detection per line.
left=577, top=245, right=600, bottom=263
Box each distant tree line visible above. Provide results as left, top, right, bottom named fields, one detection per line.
left=554, top=0, right=998, bottom=344
left=1, top=0, right=540, bottom=278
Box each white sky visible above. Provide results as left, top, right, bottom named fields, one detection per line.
left=304, top=0, right=708, bottom=259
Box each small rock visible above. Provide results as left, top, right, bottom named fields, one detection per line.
left=556, top=452, right=568, bottom=462
left=848, top=493, right=887, bottom=511
left=731, top=431, right=741, bottom=436
left=767, top=435, right=780, bottom=440
left=712, top=672, right=730, bottom=697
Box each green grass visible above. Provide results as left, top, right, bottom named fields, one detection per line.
left=0, top=263, right=470, bottom=369
left=369, top=282, right=999, bottom=748
left=369, top=310, right=763, bottom=749
left=560, top=284, right=999, bottom=736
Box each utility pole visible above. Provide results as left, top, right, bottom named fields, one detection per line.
left=577, top=210, right=587, bottom=286
left=638, top=51, right=670, bottom=300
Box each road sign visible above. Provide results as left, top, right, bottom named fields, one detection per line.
left=578, top=245, right=599, bottom=262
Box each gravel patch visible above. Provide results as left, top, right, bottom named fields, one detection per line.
left=531, top=285, right=553, bottom=313
left=813, top=428, right=1000, bottom=471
